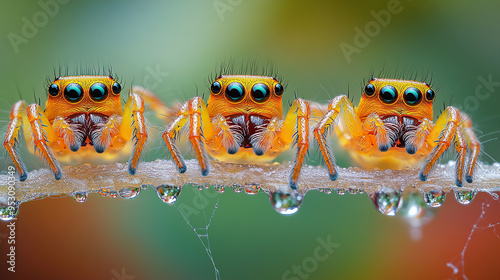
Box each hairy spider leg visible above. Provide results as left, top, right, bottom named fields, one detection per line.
left=120, top=93, right=149, bottom=175
left=419, top=106, right=480, bottom=186
left=163, top=97, right=215, bottom=175
left=313, top=95, right=367, bottom=181
left=131, top=86, right=177, bottom=122
left=3, top=101, right=63, bottom=181
left=254, top=98, right=311, bottom=189
left=4, top=101, right=30, bottom=181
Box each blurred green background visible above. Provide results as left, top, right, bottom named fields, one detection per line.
left=1, top=0, right=500, bottom=279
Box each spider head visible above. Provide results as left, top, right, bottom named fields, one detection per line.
left=358, top=78, right=435, bottom=122
left=207, top=75, right=284, bottom=119
left=45, top=75, right=123, bottom=121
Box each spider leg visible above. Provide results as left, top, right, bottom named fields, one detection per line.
left=120, top=93, right=148, bottom=175
left=313, top=95, right=365, bottom=181
left=163, top=97, right=215, bottom=176
left=26, top=103, right=62, bottom=180
left=461, top=114, right=480, bottom=183
left=132, top=86, right=177, bottom=122
left=279, top=99, right=311, bottom=189
left=4, top=101, right=29, bottom=181
left=419, top=106, right=467, bottom=186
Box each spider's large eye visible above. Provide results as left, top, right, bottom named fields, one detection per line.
left=251, top=83, right=270, bottom=102
left=112, top=82, right=121, bottom=94
left=403, top=87, right=422, bottom=105
left=48, top=84, right=60, bottom=96
left=379, top=85, right=398, bottom=103
left=225, top=82, right=245, bottom=102
left=274, top=83, right=284, bottom=96
left=426, top=89, right=435, bottom=101
left=64, top=83, right=83, bottom=102
left=364, top=83, right=375, bottom=96
left=211, top=81, right=222, bottom=94
left=90, top=82, right=108, bottom=101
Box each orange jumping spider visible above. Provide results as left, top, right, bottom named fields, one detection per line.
left=314, top=78, right=480, bottom=187
left=4, top=74, right=168, bottom=181
left=162, top=74, right=313, bottom=189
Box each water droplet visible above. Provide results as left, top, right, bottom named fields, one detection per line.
left=399, top=192, right=434, bottom=241
left=232, top=184, right=243, bottom=193
left=156, top=185, right=181, bottom=204
left=119, top=187, right=141, bottom=199
left=141, top=184, right=153, bottom=190
left=72, top=191, right=88, bottom=203
left=0, top=199, right=20, bottom=221
left=244, top=183, right=260, bottom=195
left=348, top=188, right=358, bottom=195
left=369, top=189, right=402, bottom=216
left=454, top=190, right=477, bottom=205
left=214, top=185, right=225, bottom=193
left=321, top=188, right=333, bottom=194
left=97, top=188, right=118, bottom=198
left=399, top=192, right=426, bottom=219
left=358, top=189, right=365, bottom=194
left=198, top=185, right=204, bottom=191
left=423, top=190, right=446, bottom=207
left=336, top=189, right=346, bottom=195
left=269, top=191, right=303, bottom=215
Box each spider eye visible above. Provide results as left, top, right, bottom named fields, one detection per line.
left=379, top=85, right=398, bottom=103
left=90, top=82, right=108, bottom=101
left=225, top=82, right=245, bottom=101
left=112, top=82, right=121, bottom=94
left=211, top=81, right=221, bottom=94
left=365, top=83, right=375, bottom=96
left=274, top=83, right=284, bottom=96
left=64, top=83, right=83, bottom=102
left=426, top=89, right=435, bottom=101
left=403, top=87, right=422, bottom=105
left=48, top=84, right=60, bottom=96
left=251, top=83, right=270, bottom=102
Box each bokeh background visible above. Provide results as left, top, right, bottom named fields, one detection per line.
left=1, top=0, right=500, bottom=279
